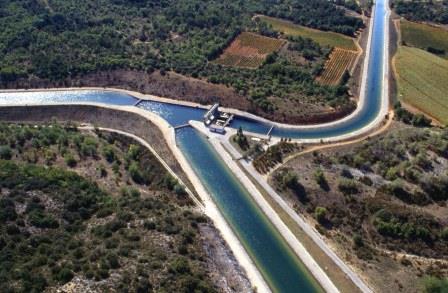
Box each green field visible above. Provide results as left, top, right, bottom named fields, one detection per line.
left=401, top=20, right=448, bottom=59
left=259, top=15, right=358, bottom=50
left=395, top=46, right=448, bottom=125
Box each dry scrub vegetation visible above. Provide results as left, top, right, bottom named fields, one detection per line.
left=0, top=123, right=249, bottom=292
left=270, top=123, right=448, bottom=292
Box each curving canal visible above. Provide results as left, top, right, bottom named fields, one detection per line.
left=0, top=0, right=388, bottom=291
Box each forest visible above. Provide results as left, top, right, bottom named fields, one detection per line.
left=0, top=0, right=363, bottom=119
left=394, top=0, right=448, bottom=24
left=0, top=0, right=363, bottom=81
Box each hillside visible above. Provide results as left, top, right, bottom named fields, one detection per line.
left=0, top=0, right=364, bottom=124
left=394, top=0, right=448, bottom=24
left=269, top=123, right=448, bottom=292
left=0, top=123, right=251, bottom=292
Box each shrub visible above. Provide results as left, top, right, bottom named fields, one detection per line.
left=315, top=207, right=327, bottom=224
left=359, top=176, right=373, bottom=186
left=420, top=175, right=448, bottom=201
left=281, top=171, right=307, bottom=201
left=353, top=234, right=363, bottom=247
left=427, top=46, right=446, bottom=55
left=96, top=269, right=109, bottom=280
left=173, top=183, right=186, bottom=196
left=136, top=279, right=152, bottom=292
left=385, top=166, right=399, bottom=180
left=163, top=175, right=178, bottom=190
left=6, top=224, right=20, bottom=235
left=338, top=178, right=359, bottom=194
left=0, top=145, right=12, bottom=160
left=441, top=228, right=448, bottom=241
left=129, top=162, right=143, bottom=184
left=98, top=164, right=107, bottom=177
left=422, top=276, right=448, bottom=293
left=394, top=102, right=431, bottom=127
left=129, top=188, right=141, bottom=198
left=170, top=257, right=190, bottom=274
left=44, top=149, right=56, bottom=165
left=314, top=169, right=329, bottom=190
left=414, top=153, right=432, bottom=169
left=282, top=171, right=298, bottom=189
left=102, top=146, right=115, bottom=163
left=97, top=207, right=114, bottom=218
left=0, top=198, right=17, bottom=222
left=107, top=253, right=120, bottom=269
left=144, top=221, right=156, bottom=230
left=127, top=144, right=140, bottom=160
left=56, top=268, right=74, bottom=283
left=404, top=167, right=420, bottom=183
left=373, top=209, right=434, bottom=241
left=411, top=114, right=432, bottom=127
left=80, top=137, right=98, bottom=157
left=64, top=153, right=77, bottom=167
left=340, top=168, right=353, bottom=179
left=28, top=210, right=59, bottom=229
left=112, top=162, right=120, bottom=174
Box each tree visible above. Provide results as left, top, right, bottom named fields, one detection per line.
left=64, top=153, right=77, bottom=167
left=315, top=207, right=327, bottom=224
left=234, top=127, right=249, bottom=150
left=282, top=172, right=299, bottom=189
left=340, top=70, right=350, bottom=85
left=314, top=168, right=329, bottom=190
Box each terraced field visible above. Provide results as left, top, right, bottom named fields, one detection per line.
left=401, top=20, right=448, bottom=59
left=394, top=46, right=448, bottom=125
left=213, top=32, right=285, bottom=68
left=258, top=15, right=358, bottom=51
left=318, top=48, right=358, bottom=85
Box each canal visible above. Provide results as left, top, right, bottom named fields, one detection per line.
left=0, top=0, right=388, bottom=291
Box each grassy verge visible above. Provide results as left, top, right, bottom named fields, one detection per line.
left=258, top=15, right=358, bottom=50
left=400, top=20, right=448, bottom=59
left=394, top=46, right=448, bottom=125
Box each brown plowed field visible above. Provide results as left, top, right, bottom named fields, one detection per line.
left=213, top=32, right=285, bottom=68
left=318, top=48, right=359, bottom=85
